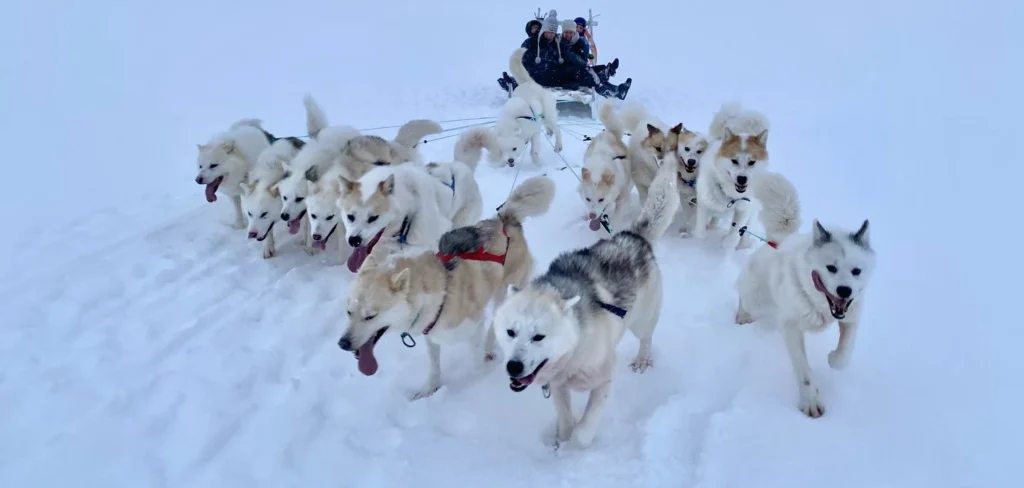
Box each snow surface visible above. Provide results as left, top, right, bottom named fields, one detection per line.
left=1, top=0, right=1021, bottom=486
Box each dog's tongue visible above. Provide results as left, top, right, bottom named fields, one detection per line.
left=313, top=240, right=326, bottom=250
left=347, top=246, right=370, bottom=272
left=589, top=218, right=602, bottom=231
left=357, top=341, right=379, bottom=376
left=288, top=219, right=301, bottom=234
left=205, top=183, right=218, bottom=202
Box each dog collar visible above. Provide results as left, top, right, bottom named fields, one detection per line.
left=596, top=300, right=627, bottom=318
left=393, top=216, right=412, bottom=245
left=399, top=300, right=446, bottom=348
left=680, top=177, right=696, bottom=188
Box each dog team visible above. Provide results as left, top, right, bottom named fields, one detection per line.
left=194, top=47, right=876, bottom=449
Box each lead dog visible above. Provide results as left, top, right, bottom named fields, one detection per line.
left=195, top=119, right=275, bottom=228
left=337, top=175, right=555, bottom=399
left=664, top=123, right=709, bottom=235
left=735, top=171, right=875, bottom=418
left=600, top=101, right=670, bottom=206
left=490, top=150, right=681, bottom=449
left=496, top=47, right=564, bottom=167
left=240, top=136, right=306, bottom=258
left=577, top=102, right=632, bottom=232
left=693, top=102, right=771, bottom=249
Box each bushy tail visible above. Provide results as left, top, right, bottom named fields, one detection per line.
left=497, top=175, right=555, bottom=224
left=708, top=102, right=770, bottom=139
left=230, top=118, right=264, bottom=131
left=629, top=153, right=680, bottom=242
left=619, top=102, right=650, bottom=133
left=453, top=127, right=501, bottom=170
left=598, top=101, right=625, bottom=140
left=393, top=119, right=444, bottom=149
left=753, top=171, right=801, bottom=243
left=508, top=47, right=535, bottom=86
left=304, top=94, right=329, bottom=139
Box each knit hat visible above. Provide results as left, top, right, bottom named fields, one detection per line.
left=525, top=19, right=541, bottom=37
left=535, top=9, right=563, bottom=64
left=574, top=17, right=587, bottom=28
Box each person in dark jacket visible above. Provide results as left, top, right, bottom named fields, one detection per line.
left=555, top=20, right=631, bottom=99
left=499, top=13, right=562, bottom=92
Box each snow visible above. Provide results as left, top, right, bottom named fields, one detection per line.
left=1, top=0, right=1020, bottom=486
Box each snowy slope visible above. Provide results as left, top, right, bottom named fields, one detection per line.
left=1, top=0, right=1020, bottom=486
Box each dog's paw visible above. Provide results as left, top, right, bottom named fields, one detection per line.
left=570, top=419, right=598, bottom=448
left=484, top=352, right=496, bottom=362
left=262, top=245, right=276, bottom=259
left=303, top=244, right=319, bottom=256
left=545, top=127, right=554, bottom=137
left=678, top=227, right=692, bottom=237
left=798, top=385, right=825, bottom=418
left=828, top=349, right=850, bottom=370
left=554, top=141, right=563, bottom=153
left=629, top=356, right=653, bottom=373
left=410, top=385, right=441, bottom=401
left=735, top=307, right=754, bottom=325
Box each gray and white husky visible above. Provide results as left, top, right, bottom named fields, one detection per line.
left=735, top=171, right=875, bottom=418
left=490, top=150, right=681, bottom=449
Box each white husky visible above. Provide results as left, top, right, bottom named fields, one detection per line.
left=601, top=102, right=671, bottom=206
left=577, top=102, right=632, bottom=231
left=240, top=137, right=305, bottom=258
left=277, top=95, right=360, bottom=249
left=694, top=102, right=771, bottom=250
left=195, top=119, right=273, bottom=229
left=496, top=47, right=564, bottom=167
left=491, top=151, right=681, bottom=448
left=735, top=171, right=875, bottom=418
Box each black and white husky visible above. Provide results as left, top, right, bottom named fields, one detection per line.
left=490, top=149, right=681, bottom=449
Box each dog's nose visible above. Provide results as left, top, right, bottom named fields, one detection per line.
left=507, top=158, right=515, bottom=165
left=736, top=175, right=748, bottom=185
left=836, top=286, right=852, bottom=299
left=280, top=212, right=290, bottom=221
left=195, top=176, right=204, bottom=184
left=247, top=231, right=257, bottom=239
left=506, top=360, right=524, bottom=377
left=587, top=212, right=597, bottom=219
left=312, top=233, right=322, bottom=241
left=687, top=158, right=697, bottom=165
left=338, top=336, right=352, bottom=351
left=348, top=235, right=363, bottom=247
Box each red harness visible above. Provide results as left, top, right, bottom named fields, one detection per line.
left=435, top=225, right=510, bottom=265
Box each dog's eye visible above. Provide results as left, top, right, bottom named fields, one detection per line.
left=326, top=215, right=334, bottom=221
left=310, top=214, right=317, bottom=219
left=747, top=160, right=756, bottom=166
left=851, top=268, right=862, bottom=276
left=512, top=147, right=518, bottom=151
left=368, top=215, right=379, bottom=223
left=247, top=211, right=252, bottom=217
left=260, top=212, right=267, bottom=219
left=364, top=314, right=376, bottom=321
left=506, top=329, right=516, bottom=338
left=209, top=164, right=219, bottom=169
left=586, top=197, right=591, bottom=202
left=826, top=265, right=838, bottom=273
left=347, top=310, right=352, bottom=316
left=532, top=334, right=546, bottom=342
left=283, top=196, right=289, bottom=201
left=295, top=197, right=304, bottom=203
left=696, top=150, right=703, bottom=154
left=347, top=214, right=355, bottom=222
left=598, top=198, right=604, bottom=203
left=731, top=159, right=739, bottom=165
left=373, top=161, right=388, bottom=166
left=683, top=146, right=690, bottom=152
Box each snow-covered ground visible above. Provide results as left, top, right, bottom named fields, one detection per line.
left=2, top=0, right=1020, bottom=486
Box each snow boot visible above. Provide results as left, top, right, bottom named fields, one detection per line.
left=616, top=78, right=632, bottom=100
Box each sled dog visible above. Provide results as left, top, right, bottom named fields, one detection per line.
left=577, top=102, right=632, bottom=231
left=338, top=176, right=555, bottom=399
left=498, top=47, right=564, bottom=167
left=664, top=123, right=709, bottom=235
left=340, top=128, right=491, bottom=273
left=735, top=171, right=875, bottom=418
left=240, top=136, right=306, bottom=258
left=195, top=119, right=274, bottom=229
left=601, top=101, right=670, bottom=206
left=490, top=151, right=681, bottom=448
left=693, top=102, right=771, bottom=249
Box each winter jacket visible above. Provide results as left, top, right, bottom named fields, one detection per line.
left=560, top=35, right=590, bottom=67
left=521, top=36, right=563, bottom=80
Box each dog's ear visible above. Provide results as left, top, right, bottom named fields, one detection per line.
left=507, top=284, right=520, bottom=296
left=600, top=171, right=615, bottom=186
left=239, top=181, right=254, bottom=195
left=850, top=219, right=870, bottom=249
left=562, top=295, right=581, bottom=311
left=197, top=143, right=208, bottom=151
left=389, top=268, right=411, bottom=293
left=378, top=174, right=396, bottom=196
left=812, top=219, right=832, bottom=247
left=269, top=183, right=280, bottom=198
left=363, top=254, right=379, bottom=270
left=669, top=123, right=683, bottom=135
left=220, top=140, right=236, bottom=154
left=339, top=175, right=359, bottom=195
left=754, top=129, right=769, bottom=146
left=580, top=167, right=591, bottom=181
left=723, top=127, right=736, bottom=140
left=646, top=124, right=662, bottom=137
left=304, top=165, right=320, bottom=182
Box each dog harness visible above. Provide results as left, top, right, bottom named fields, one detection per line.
left=442, top=174, right=455, bottom=195
left=680, top=177, right=696, bottom=188
left=596, top=300, right=627, bottom=318
left=365, top=216, right=412, bottom=257
left=435, top=224, right=511, bottom=266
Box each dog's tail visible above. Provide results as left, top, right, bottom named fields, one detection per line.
left=619, top=102, right=650, bottom=133
left=230, top=119, right=264, bottom=131
left=598, top=101, right=625, bottom=140
left=708, top=102, right=770, bottom=139
left=754, top=171, right=801, bottom=243
left=508, top=47, right=536, bottom=87
left=393, top=119, right=444, bottom=149
left=304, top=94, right=330, bottom=139
left=629, top=152, right=680, bottom=242
left=497, top=175, right=556, bottom=225
left=453, top=127, right=501, bottom=170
